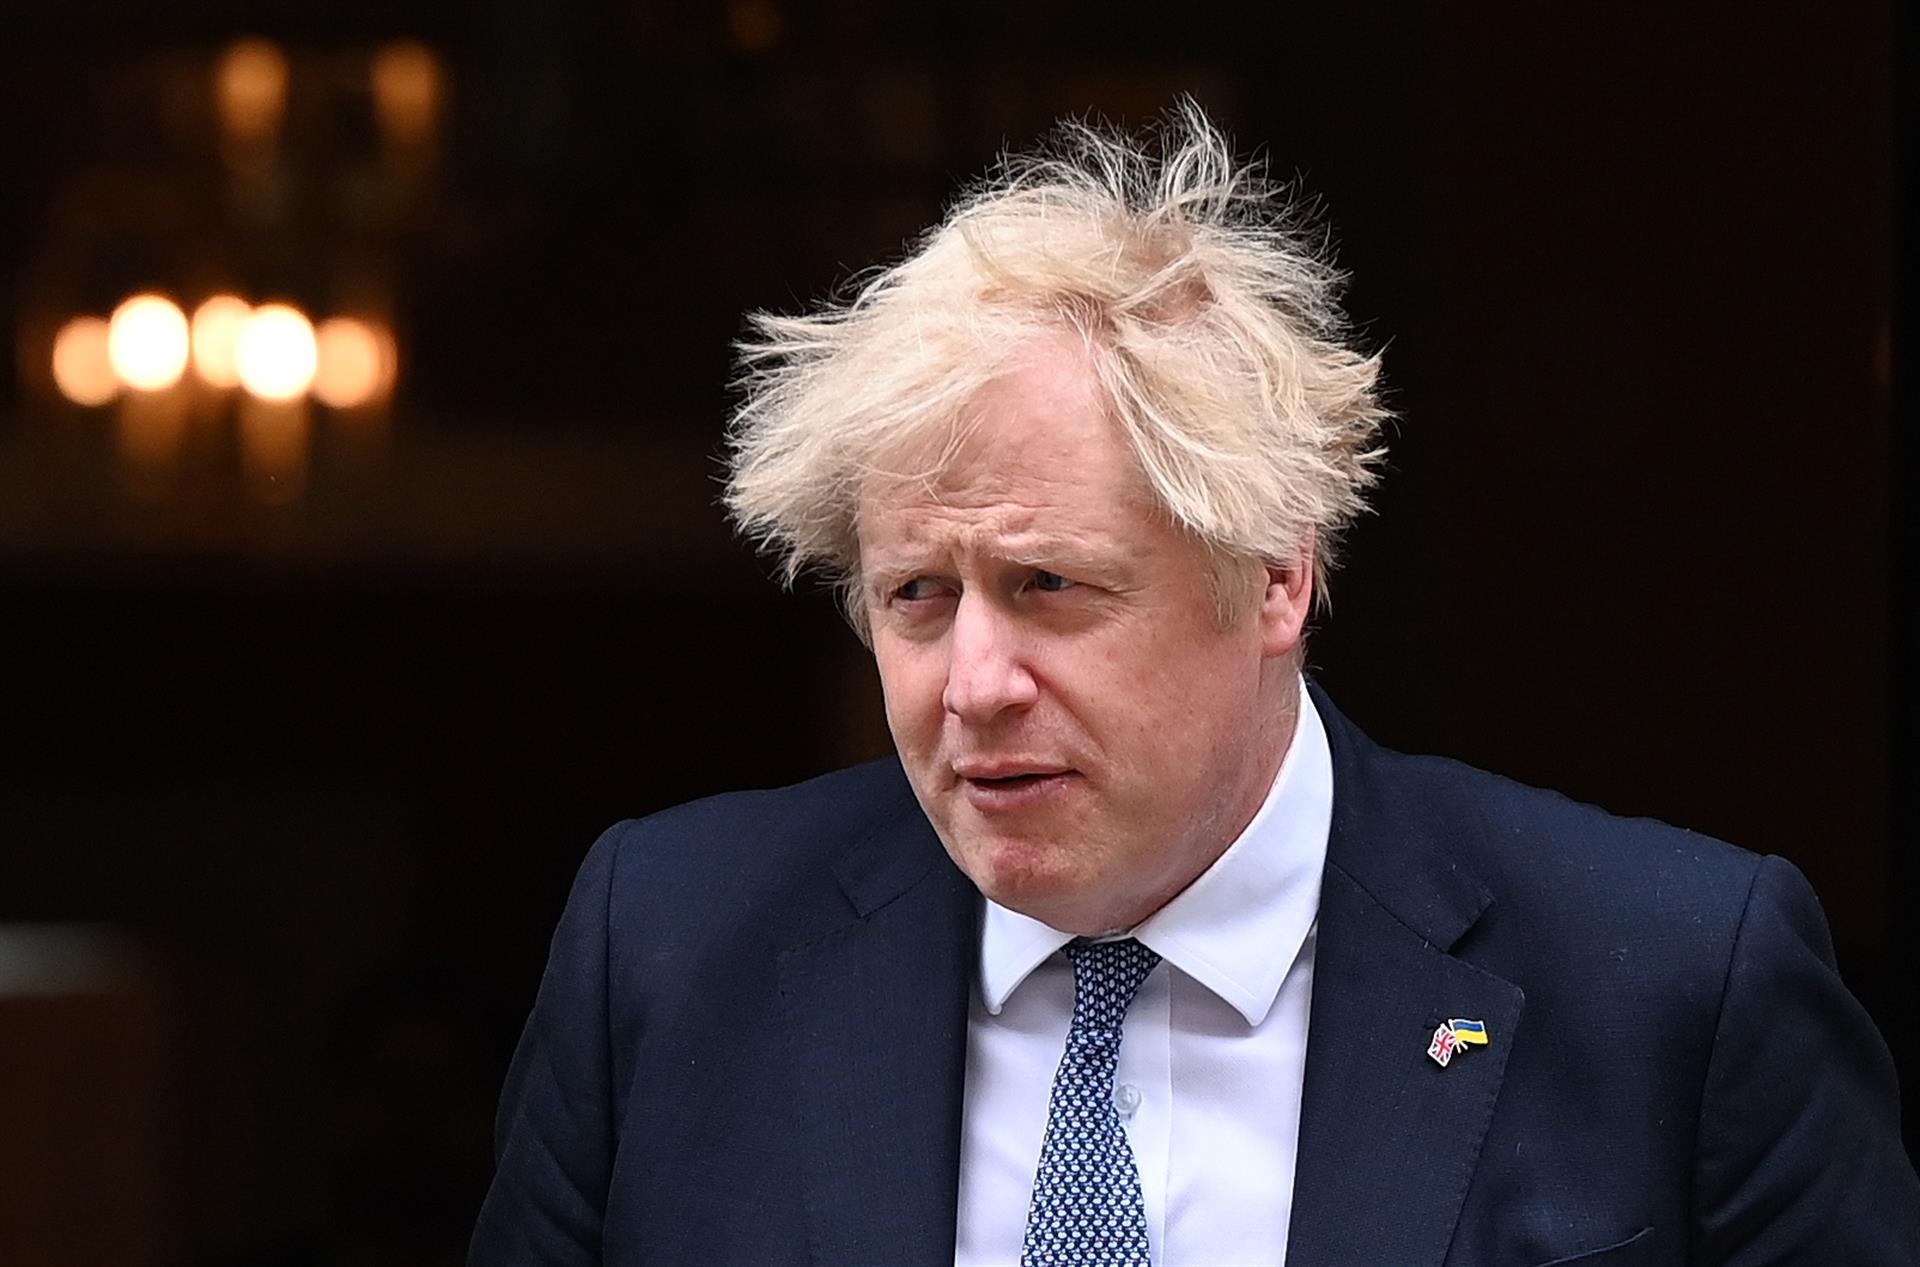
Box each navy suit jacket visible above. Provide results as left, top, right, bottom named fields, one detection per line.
left=472, top=686, right=1920, bottom=1266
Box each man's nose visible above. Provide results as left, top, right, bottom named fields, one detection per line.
left=942, top=593, right=1038, bottom=722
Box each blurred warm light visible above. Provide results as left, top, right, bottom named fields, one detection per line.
left=313, top=317, right=392, bottom=408
left=239, top=396, right=310, bottom=503
left=117, top=387, right=192, bottom=475
left=107, top=294, right=190, bottom=392
left=190, top=295, right=251, bottom=388
left=235, top=304, right=317, bottom=401
left=727, top=0, right=783, bottom=53
left=371, top=41, right=441, bottom=146
left=216, top=38, right=290, bottom=143
left=51, top=317, right=120, bottom=406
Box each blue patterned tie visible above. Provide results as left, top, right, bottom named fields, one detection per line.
left=1020, top=937, right=1162, bottom=1267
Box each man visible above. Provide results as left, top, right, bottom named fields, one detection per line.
left=471, top=105, right=1919, bottom=1265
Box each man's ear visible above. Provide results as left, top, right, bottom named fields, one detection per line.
left=1258, top=536, right=1314, bottom=661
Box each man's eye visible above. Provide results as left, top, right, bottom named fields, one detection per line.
left=895, top=577, right=942, bottom=601
left=1031, top=570, right=1074, bottom=593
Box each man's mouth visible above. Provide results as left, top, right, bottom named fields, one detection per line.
left=953, top=760, right=1072, bottom=783
left=953, top=765, right=1077, bottom=809
left=969, top=772, right=1052, bottom=787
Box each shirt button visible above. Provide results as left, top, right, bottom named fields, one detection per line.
left=1114, top=1083, right=1141, bottom=1118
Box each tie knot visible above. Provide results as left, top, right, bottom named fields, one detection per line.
left=1064, top=938, right=1160, bottom=1037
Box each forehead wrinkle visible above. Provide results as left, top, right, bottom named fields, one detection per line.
left=863, top=497, right=1141, bottom=588
left=865, top=498, right=1041, bottom=567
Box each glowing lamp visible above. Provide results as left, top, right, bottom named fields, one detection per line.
left=52, top=317, right=120, bottom=406
left=191, top=295, right=251, bottom=388
left=217, top=38, right=290, bottom=143
left=107, top=294, right=190, bottom=391
left=313, top=318, right=391, bottom=409
left=371, top=41, right=441, bottom=145
left=235, top=304, right=317, bottom=401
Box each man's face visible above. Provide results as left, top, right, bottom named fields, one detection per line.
left=857, top=336, right=1308, bottom=935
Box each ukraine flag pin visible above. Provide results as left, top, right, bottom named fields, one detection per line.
left=1427, top=1017, right=1491, bottom=1067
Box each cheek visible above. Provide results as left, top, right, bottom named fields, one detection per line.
left=874, top=648, right=948, bottom=754
left=1095, top=643, right=1259, bottom=766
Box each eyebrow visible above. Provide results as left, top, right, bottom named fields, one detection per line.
left=862, top=535, right=1132, bottom=596
left=1001, top=541, right=1117, bottom=575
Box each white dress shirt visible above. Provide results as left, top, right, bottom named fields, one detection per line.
left=954, top=685, right=1332, bottom=1267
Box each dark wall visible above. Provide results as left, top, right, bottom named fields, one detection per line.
left=1, top=3, right=1909, bottom=1263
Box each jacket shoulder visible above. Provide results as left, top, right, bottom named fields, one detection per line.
left=1382, top=743, right=1765, bottom=899
left=588, top=757, right=928, bottom=947
left=1315, top=687, right=1782, bottom=1022
left=1313, top=683, right=1767, bottom=919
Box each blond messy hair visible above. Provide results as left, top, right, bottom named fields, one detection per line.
left=723, top=100, right=1389, bottom=630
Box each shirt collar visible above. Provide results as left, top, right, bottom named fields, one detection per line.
left=977, top=680, right=1333, bottom=1026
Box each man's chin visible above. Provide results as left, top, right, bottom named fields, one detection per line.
left=949, top=833, right=1102, bottom=924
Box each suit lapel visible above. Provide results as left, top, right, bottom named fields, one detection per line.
left=1286, top=864, right=1524, bottom=1266
left=776, top=805, right=977, bottom=1267
left=1287, top=686, right=1526, bottom=1267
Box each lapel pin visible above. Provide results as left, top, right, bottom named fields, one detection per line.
left=1428, top=1017, right=1490, bottom=1067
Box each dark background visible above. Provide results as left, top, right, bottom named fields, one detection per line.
left=1, top=2, right=1913, bottom=1264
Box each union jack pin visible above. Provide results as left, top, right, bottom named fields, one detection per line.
left=1428, top=1017, right=1490, bottom=1067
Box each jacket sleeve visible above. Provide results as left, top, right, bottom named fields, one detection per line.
left=469, top=823, right=628, bottom=1267
left=1691, top=854, right=1920, bottom=1264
